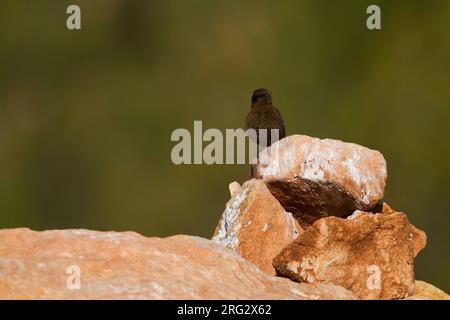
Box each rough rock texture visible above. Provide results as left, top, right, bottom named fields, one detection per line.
left=380, top=202, right=395, bottom=214
left=0, top=228, right=356, bottom=300
left=255, top=135, right=387, bottom=228
left=407, top=280, right=450, bottom=300
left=409, top=225, right=427, bottom=258
left=212, top=179, right=302, bottom=275
left=378, top=203, right=426, bottom=257
left=273, top=211, right=426, bottom=299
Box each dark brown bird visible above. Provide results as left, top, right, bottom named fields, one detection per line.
left=245, top=88, right=286, bottom=147
left=245, top=88, right=285, bottom=179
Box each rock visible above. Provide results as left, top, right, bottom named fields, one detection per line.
left=228, top=181, right=241, bottom=198
left=273, top=211, right=426, bottom=299
left=406, top=280, right=450, bottom=300
left=409, top=225, right=427, bottom=258
left=255, top=135, right=387, bottom=228
left=378, top=203, right=426, bottom=257
left=380, top=202, right=395, bottom=214
left=212, top=179, right=302, bottom=275
left=0, top=228, right=355, bottom=299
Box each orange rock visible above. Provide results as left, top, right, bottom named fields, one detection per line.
left=376, top=203, right=426, bottom=258
left=212, top=179, right=303, bottom=275
left=410, top=224, right=427, bottom=258
left=273, top=211, right=426, bottom=299
left=0, top=228, right=355, bottom=299
left=381, top=202, right=395, bottom=214
left=255, top=135, right=387, bottom=228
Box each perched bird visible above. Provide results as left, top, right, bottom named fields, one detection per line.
left=245, top=88, right=286, bottom=147
left=245, top=88, right=286, bottom=179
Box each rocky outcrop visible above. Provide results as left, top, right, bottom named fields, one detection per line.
left=273, top=210, right=426, bottom=299
left=212, top=179, right=302, bottom=275
left=0, top=228, right=355, bottom=299
left=210, top=135, right=448, bottom=299
left=0, top=135, right=447, bottom=300
left=255, top=135, right=387, bottom=228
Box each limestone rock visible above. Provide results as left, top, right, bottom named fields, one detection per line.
left=273, top=211, right=426, bottom=299
left=228, top=181, right=241, bottom=198
left=255, top=135, right=387, bottom=228
left=212, top=179, right=302, bottom=275
left=406, top=280, right=450, bottom=300
left=0, top=228, right=355, bottom=299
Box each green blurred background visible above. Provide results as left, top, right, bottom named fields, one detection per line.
left=0, top=1, right=449, bottom=290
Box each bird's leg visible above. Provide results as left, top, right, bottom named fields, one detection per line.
left=247, top=165, right=254, bottom=180
left=247, top=152, right=259, bottom=180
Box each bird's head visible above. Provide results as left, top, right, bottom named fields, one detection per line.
left=251, top=88, right=272, bottom=107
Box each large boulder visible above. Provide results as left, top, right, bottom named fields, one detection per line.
left=212, top=179, right=302, bottom=275
left=255, top=135, right=387, bottom=228
left=0, top=228, right=355, bottom=299
left=273, top=210, right=426, bottom=299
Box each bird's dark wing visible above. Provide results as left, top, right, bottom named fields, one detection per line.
left=245, top=110, right=261, bottom=144
left=272, top=105, right=286, bottom=139
left=245, top=110, right=260, bottom=131
left=245, top=105, right=285, bottom=145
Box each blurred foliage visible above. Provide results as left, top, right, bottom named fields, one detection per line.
left=0, top=1, right=449, bottom=290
